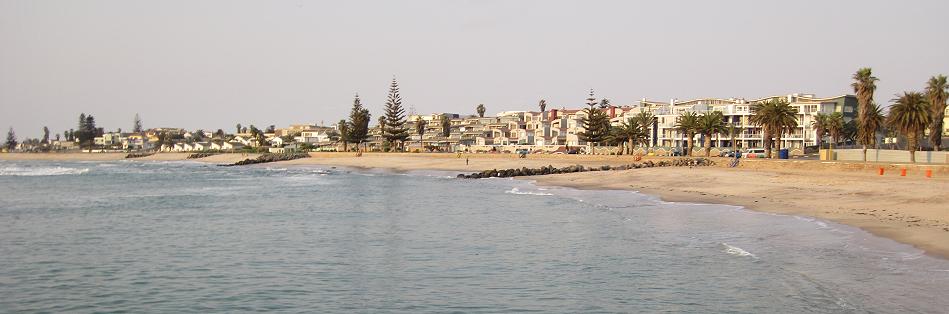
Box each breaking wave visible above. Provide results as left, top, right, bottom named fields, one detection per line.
left=505, top=187, right=553, bottom=196
left=0, top=166, right=89, bottom=176
left=722, top=243, right=757, bottom=258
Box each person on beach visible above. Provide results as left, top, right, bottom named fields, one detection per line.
left=466, top=157, right=469, bottom=165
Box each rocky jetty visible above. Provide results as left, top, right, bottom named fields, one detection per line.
left=457, top=158, right=714, bottom=179
left=187, top=152, right=220, bottom=159
left=125, top=152, right=154, bottom=159
left=223, top=153, right=310, bottom=166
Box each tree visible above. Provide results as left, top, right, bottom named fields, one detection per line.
left=5, top=127, right=17, bottom=151
left=852, top=67, right=879, bottom=161
left=859, top=103, right=886, bottom=150
left=634, top=110, right=655, bottom=148
left=811, top=113, right=829, bottom=149
left=440, top=114, right=451, bottom=137
left=826, top=112, right=844, bottom=150
left=133, top=114, right=143, bottom=133
left=347, top=94, right=371, bottom=150
left=248, top=125, right=263, bottom=146
left=415, top=117, right=426, bottom=150
left=377, top=116, right=388, bottom=150
left=192, top=129, right=206, bottom=142
left=236, top=123, right=242, bottom=135
left=476, top=104, right=486, bottom=118
left=674, top=111, right=700, bottom=156
left=697, top=111, right=726, bottom=157
left=382, top=78, right=410, bottom=150
left=538, top=99, right=547, bottom=115
left=750, top=99, right=797, bottom=158
left=614, top=118, right=644, bottom=155
left=843, top=120, right=858, bottom=144
left=77, top=113, right=98, bottom=152
left=41, top=126, right=50, bottom=144
left=266, top=125, right=276, bottom=133
left=925, top=75, right=948, bottom=150
left=726, top=123, right=742, bottom=151
left=887, top=92, right=932, bottom=163
left=337, top=119, right=350, bottom=152
left=598, top=98, right=610, bottom=109
left=579, top=90, right=610, bottom=147
left=215, top=129, right=225, bottom=139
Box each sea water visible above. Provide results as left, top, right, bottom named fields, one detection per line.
left=1, top=160, right=947, bottom=313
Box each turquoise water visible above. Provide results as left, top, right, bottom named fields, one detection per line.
left=1, top=160, right=947, bottom=313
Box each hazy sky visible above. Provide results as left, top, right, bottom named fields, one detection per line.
left=2, top=0, right=948, bottom=138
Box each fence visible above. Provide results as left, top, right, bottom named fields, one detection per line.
left=832, top=149, right=948, bottom=164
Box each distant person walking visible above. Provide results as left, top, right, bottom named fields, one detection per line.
left=466, top=157, right=469, bottom=165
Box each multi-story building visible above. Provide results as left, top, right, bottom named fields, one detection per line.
left=634, top=93, right=857, bottom=151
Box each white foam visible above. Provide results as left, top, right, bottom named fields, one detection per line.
left=505, top=187, right=553, bottom=196
left=0, top=166, right=89, bottom=176
left=722, top=243, right=757, bottom=258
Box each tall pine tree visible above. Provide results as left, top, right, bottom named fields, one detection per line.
left=5, top=127, right=17, bottom=151
left=347, top=94, right=371, bottom=150
left=382, top=78, right=409, bottom=150
left=579, top=89, right=610, bottom=147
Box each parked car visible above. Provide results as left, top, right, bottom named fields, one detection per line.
left=718, top=148, right=734, bottom=157
left=744, top=148, right=766, bottom=158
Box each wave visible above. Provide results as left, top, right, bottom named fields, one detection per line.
left=505, top=187, right=553, bottom=196
left=0, top=166, right=89, bottom=176
left=722, top=243, right=757, bottom=258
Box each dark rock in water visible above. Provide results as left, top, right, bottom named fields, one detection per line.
left=187, top=152, right=219, bottom=159
left=457, top=158, right=715, bottom=179
left=125, top=152, right=155, bottom=159
left=457, top=174, right=466, bottom=179
left=223, top=153, right=309, bottom=166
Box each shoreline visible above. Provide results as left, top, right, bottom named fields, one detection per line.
left=3, top=152, right=948, bottom=259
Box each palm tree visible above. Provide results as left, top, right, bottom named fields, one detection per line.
left=415, top=117, right=426, bottom=151
left=674, top=111, right=700, bottom=156
left=925, top=75, right=948, bottom=150
left=726, top=123, right=742, bottom=151
left=476, top=104, right=486, bottom=118
left=615, top=118, right=643, bottom=155
left=826, top=112, right=844, bottom=150
left=862, top=103, right=886, bottom=150
left=852, top=67, right=879, bottom=161
left=635, top=110, right=655, bottom=148
left=538, top=99, right=547, bottom=116
left=887, top=92, right=932, bottom=163
left=811, top=113, right=829, bottom=149
left=750, top=99, right=798, bottom=158
left=696, top=111, right=726, bottom=157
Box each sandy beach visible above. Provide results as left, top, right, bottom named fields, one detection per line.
left=3, top=152, right=948, bottom=259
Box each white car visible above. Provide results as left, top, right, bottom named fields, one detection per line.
left=744, top=148, right=767, bottom=158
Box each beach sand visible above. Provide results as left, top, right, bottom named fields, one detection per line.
left=4, top=152, right=948, bottom=258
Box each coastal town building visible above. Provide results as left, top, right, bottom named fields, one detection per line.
left=633, top=93, right=857, bottom=152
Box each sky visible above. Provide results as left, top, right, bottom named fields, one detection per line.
left=2, top=0, right=948, bottom=138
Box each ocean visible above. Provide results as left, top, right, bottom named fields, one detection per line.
left=1, top=160, right=947, bottom=313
